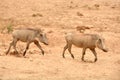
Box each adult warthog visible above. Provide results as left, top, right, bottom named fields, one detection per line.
left=6, top=28, right=48, bottom=56
left=62, top=33, right=108, bottom=62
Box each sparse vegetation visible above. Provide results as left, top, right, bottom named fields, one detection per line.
left=6, top=23, right=13, bottom=33
left=82, top=4, right=100, bottom=10
left=32, top=13, right=43, bottom=17
left=77, top=12, right=84, bottom=16
left=94, top=4, right=100, bottom=8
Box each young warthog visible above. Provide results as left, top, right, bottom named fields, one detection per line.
left=62, top=33, right=108, bottom=62
left=6, top=28, right=48, bottom=56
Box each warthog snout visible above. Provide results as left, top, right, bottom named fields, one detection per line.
left=96, top=38, right=108, bottom=53
left=43, top=41, right=49, bottom=45
left=102, top=48, right=108, bottom=52
left=39, top=33, right=48, bottom=45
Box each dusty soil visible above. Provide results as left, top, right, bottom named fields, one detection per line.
left=0, top=0, right=120, bottom=80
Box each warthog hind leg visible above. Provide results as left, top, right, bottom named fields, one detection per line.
left=62, top=44, right=68, bottom=58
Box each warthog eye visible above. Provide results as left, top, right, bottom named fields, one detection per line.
left=40, top=34, right=43, bottom=37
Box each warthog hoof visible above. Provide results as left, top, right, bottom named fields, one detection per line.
left=81, top=57, right=85, bottom=62
left=41, top=51, right=44, bottom=55
left=94, top=58, right=97, bottom=62
left=71, top=54, right=74, bottom=59
left=62, top=54, right=65, bottom=58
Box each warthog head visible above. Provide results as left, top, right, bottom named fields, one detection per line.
left=96, top=38, right=108, bottom=52
left=37, top=29, right=48, bottom=45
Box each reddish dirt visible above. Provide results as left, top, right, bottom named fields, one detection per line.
left=0, top=0, right=120, bottom=80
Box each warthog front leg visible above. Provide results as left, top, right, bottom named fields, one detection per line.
left=23, top=42, right=30, bottom=56
left=81, top=48, right=87, bottom=61
left=90, top=48, right=97, bottom=62
left=34, top=40, right=44, bottom=55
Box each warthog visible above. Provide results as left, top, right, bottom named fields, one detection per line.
left=6, top=28, right=48, bottom=56
left=62, top=33, right=108, bottom=62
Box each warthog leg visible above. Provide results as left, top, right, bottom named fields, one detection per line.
left=62, top=43, right=74, bottom=59
left=6, top=41, right=13, bottom=55
left=34, top=40, right=44, bottom=55
left=67, top=43, right=74, bottom=59
left=23, top=42, right=30, bottom=56
left=81, top=48, right=87, bottom=61
left=90, top=48, right=97, bottom=62
left=13, top=39, right=18, bottom=54
left=6, top=39, right=18, bottom=55
left=62, top=44, right=68, bottom=58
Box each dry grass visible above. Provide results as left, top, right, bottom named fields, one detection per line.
left=0, top=0, right=120, bottom=80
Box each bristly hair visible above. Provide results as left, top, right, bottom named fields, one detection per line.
left=14, top=27, right=42, bottom=33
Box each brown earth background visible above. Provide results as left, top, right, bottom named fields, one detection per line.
left=0, top=0, right=120, bottom=80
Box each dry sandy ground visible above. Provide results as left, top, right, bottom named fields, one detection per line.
left=0, top=0, right=120, bottom=80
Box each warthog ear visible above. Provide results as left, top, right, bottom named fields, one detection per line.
left=98, top=38, right=102, bottom=43
left=95, top=38, right=102, bottom=46
left=36, top=29, right=42, bottom=33
left=38, top=28, right=44, bottom=33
